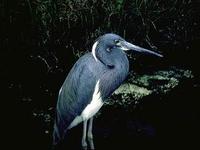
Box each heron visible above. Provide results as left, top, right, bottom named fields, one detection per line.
left=53, top=33, right=163, bottom=149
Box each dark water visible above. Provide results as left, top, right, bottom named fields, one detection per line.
left=3, top=76, right=199, bottom=150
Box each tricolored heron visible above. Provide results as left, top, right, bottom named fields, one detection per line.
left=53, top=33, right=163, bottom=149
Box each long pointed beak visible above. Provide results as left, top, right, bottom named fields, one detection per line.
left=120, top=41, right=163, bottom=57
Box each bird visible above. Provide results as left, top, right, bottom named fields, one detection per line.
left=53, top=33, right=163, bottom=149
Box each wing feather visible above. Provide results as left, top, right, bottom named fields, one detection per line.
left=53, top=53, right=97, bottom=145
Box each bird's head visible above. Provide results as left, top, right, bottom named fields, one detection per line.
left=92, top=33, right=163, bottom=68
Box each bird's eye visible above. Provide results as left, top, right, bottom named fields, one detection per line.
left=114, top=40, right=120, bottom=45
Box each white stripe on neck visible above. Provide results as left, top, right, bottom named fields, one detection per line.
left=92, top=41, right=98, bottom=61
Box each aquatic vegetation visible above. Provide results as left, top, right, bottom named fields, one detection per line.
left=104, top=67, right=193, bottom=108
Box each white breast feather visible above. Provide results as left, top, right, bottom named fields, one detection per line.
left=68, top=80, right=103, bottom=129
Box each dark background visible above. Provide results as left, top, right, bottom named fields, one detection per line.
left=1, top=0, right=200, bottom=149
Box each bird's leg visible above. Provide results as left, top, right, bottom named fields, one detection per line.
left=82, top=120, right=88, bottom=150
left=87, top=117, right=95, bottom=150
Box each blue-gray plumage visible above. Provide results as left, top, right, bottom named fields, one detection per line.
left=53, top=33, right=162, bottom=149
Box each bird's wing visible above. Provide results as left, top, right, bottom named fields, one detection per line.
left=53, top=53, right=97, bottom=145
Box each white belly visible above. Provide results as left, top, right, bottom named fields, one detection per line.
left=68, top=80, right=103, bottom=129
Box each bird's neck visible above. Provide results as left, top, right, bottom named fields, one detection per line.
left=99, top=55, right=129, bottom=100
left=115, top=53, right=129, bottom=76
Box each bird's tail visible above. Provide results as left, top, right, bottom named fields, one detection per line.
left=52, top=110, right=69, bottom=146
left=53, top=120, right=62, bottom=146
